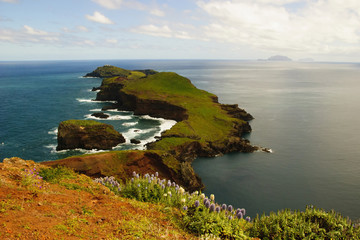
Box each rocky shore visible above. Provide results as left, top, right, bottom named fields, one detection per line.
left=45, top=66, right=265, bottom=190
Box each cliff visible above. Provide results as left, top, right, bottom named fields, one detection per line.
left=49, top=65, right=262, bottom=190
left=57, top=120, right=125, bottom=151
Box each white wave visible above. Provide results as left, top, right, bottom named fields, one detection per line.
left=107, top=115, right=132, bottom=120
left=121, top=117, right=177, bottom=149
left=77, top=98, right=117, bottom=104
left=87, top=89, right=100, bottom=92
left=90, top=108, right=102, bottom=112
left=1, top=142, right=4, bottom=146
left=48, top=128, right=58, bottom=135
left=79, top=76, right=99, bottom=79
left=76, top=98, right=94, bottom=103
left=122, top=122, right=138, bottom=127
left=140, top=115, right=177, bottom=133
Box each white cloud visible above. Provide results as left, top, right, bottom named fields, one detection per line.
left=24, top=25, right=48, bottom=36
left=86, top=11, right=114, bottom=24
left=150, top=9, right=165, bottom=17
left=92, top=0, right=123, bottom=9
left=195, top=0, right=360, bottom=56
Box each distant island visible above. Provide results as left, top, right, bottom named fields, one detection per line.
left=258, top=55, right=292, bottom=61
left=44, top=65, right=268, bottom=191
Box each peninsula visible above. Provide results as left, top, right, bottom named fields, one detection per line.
left=44, top=65, right=262, bottom=190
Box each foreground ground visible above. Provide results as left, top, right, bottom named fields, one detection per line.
left=0, top=157, right=198, bottom=240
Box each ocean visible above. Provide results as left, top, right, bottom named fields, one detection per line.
left=0, top=60, right=359, bottom=220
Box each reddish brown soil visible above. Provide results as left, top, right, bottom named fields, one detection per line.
left=0, top=158, right=197, bottom=240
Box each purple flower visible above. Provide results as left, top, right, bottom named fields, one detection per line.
left=172, top=182, right=176, bottom=187
left=132, top=171, right=137, bottom=177
left=155, top=172, right=159, bottom=177
left=203, top=198, right=208, bottom=205
left=228, top=216, right=232, bottom=220
left=137, top=184, right=141, bottom=188
left=194, top=200, right=200, bottom=208
left=240, top=208, right=246, bottom=216
left=221, top=204, right=227, bottom=211
left=205, top=200, right=211, bottom=209
left=245, top=216, right=251, bottom=222
left=131, top=178, right=134, bottom=183
left=183, top=206, right=188, bottom=211
left=167, top=180, right=171, bottom=187
left=215, top=206, right=220, bottom=213
left=209, top=203, right=215, bottom=212
left=236, top=211, right=243, bottom=219
left=228, top=205, right=233, bottom=212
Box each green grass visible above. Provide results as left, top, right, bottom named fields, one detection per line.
left=106, top=71, right=243, bottom=151
left=39, top=166, right=77, bottom=183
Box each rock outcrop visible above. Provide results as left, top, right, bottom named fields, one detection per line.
left=91, top=112, right=110, bottom=119
left=57, top=120, right=125, bottom=151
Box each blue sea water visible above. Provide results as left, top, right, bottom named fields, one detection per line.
left=1, top=60, right=359, bottom=220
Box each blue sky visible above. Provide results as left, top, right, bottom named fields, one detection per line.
left=1, top=0, right=360, bottom=61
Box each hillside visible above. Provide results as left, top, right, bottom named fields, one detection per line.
left=2, top=158, right=359, bottom=240
left=0, top=157, right=197, bottom=240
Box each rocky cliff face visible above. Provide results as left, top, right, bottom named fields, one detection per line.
left=57, top=120, right=125, bottom=151
left=48, top=66, right=264, bottom=191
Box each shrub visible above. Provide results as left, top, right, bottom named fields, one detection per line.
left=248, top=206, right=360, bottom=239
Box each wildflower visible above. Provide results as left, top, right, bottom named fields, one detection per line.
left=228, top=216, right=232, bottom=220
left=131, top=178, right=134, bottom=183
left=200, top=193, right=205, bottom=199
left=148, top=179, right=151, bottom=184
left=210, top=194, right=215, bottom=201
left=132, top=171, right=137, bottom=177
left=215, top=206, right=220, bottom=213
left=228, top=205, right=233, bottom=212
left=178, top=187, right=185, bottom=195
left=167, top=180, right=171, bottom=187
left=181, top=198, right=186, bottom=204
left=205, top=200, right=211, bottom=209
left=203, top=198, right=208, bottom=205
left=221, top=204, right=227, bottom=211
left=240, top=208, right=246, bottom=216
left=163, top=193, right=167, bottom=197
left=172, top=182, right=176, bottom=187
left=236, top=211, right=243, bottom=219
left=245, top=216, right=251, bottom=222
left=194, top=191, right=199, bottom=195
left=168, top=191, right=172, bottom=197
left=183, top=206, right=188, bottom=211
left=209, top=203, right=215, bottom=212
left=155, top=172, right=159, bottom=177
left=117, top=186, right=121, bottom=192
left=194, top=200, right=200, bottom=208
left=161, top=184, right=165, bottom=190
left=136, top=174, right=139, bottom=179
left=137, top=184, right=141, bottom=188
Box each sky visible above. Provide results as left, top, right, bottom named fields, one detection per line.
left=1, top=0, right=360, bottom=61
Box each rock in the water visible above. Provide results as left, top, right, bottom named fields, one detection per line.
left=91, top=112, right=110, bottom=119
left=130, top=139, right=141, bottom=144
left=57, top=120, right=125, bottom=151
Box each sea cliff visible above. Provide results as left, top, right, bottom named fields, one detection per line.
left=45, top=66, right=261, bottom=190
